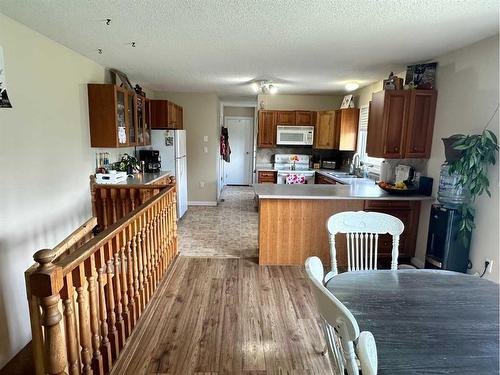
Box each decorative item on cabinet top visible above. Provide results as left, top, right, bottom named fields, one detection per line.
left=87, top=84, right=152, bottom=148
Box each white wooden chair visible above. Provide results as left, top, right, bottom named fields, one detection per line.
left=326, top=211, right=404, bottom=282
left=305, top=256, right=378, bottom=375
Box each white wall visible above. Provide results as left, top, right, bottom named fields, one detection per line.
left=0, top=13, right=107, bottom=366
left=154, top=91, right=220, bottom=204
left=353, top=35, right=500, bottom=282
left=414, top=35, right=499, bottom=282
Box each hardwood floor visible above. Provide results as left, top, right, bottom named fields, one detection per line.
left=111, top=256, right=331, bottom=375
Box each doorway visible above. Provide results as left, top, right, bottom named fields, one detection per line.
left=224, top=117, right=254, bottom=185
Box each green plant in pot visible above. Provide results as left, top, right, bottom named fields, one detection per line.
left=115, top=153, right=140, bottom=174
left=443, top=127, right=499, bottom=245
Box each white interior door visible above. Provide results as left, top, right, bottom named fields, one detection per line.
left=225, top=117, right=253, bottom=185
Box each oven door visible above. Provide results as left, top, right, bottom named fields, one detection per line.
left=276, top=126, right=314, bottom=145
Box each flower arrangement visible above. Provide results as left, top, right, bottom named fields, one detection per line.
left=115, top=153, right=140, bottom=174
left=290, top=155, right=299, bottom=170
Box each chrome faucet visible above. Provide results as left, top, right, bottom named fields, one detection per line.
left=351, top=153, right=361, bottom=176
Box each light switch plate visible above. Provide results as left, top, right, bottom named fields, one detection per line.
left=203, top=136, right=208, bottom=142
left=203, top=146, right=208, bottom=153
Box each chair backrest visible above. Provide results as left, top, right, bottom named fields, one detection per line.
left=305, top=257, right=360, bottom=374
left=326, top=211, right=404, bottom=275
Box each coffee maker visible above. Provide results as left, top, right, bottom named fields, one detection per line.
left=139, top=150, right=161, bottom=173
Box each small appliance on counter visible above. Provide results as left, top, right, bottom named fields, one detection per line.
left=395, top=164, right=415, bottom=184
left=321, top=160, right=337, bottom=170
left=274, top=154, right=315, bottom=184
left=139, top=150, right=161, bottom=173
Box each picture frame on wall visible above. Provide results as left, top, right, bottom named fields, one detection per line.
left=340, top=94, right=353, bottom=109
left=405, top=62, right=437, bottom=89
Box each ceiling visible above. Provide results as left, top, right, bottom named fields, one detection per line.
left=1, top=0, right=498, bottom=95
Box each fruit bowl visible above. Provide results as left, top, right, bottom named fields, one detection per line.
left=377, top=181, right=419, bottom=196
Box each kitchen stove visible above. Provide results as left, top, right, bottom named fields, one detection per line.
left=274, top=154, right=315, bottom=184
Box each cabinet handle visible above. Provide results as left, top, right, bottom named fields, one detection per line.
left=394, top=147, right=399, bottom=151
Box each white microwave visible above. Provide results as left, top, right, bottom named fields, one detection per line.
left=276, top=126, right=314, bottom=146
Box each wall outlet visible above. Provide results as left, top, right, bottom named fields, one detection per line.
left=485, top=259, right=493, bottom=273
left=203, top=136, right=208, bottom=142
left=199, top=181, right=205, bottom=188
left=203, top=146, right=208, bottom=153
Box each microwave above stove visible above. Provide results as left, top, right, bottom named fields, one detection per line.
left=276, top=126, right=314, bottom=146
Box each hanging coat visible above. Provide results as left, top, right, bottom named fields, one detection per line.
left=220, top=126, right=231, bottom=162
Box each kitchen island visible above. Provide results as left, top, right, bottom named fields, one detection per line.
left=254, top=181, right=433, bottom=267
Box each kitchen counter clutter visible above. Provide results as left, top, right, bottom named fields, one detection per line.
left=94, top=171, right=173, bottom=186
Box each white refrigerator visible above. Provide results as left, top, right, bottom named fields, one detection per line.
left=151, top=130, right=188, bottom=219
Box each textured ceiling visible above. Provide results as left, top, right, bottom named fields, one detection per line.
left=0, top=0, right=498, bottom=95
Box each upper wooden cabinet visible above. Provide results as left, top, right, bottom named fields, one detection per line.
left=314, top=111, right=336, bottom=149
left=257, top=110, right=277, bottom=147
left=276, top=111, right=296, bottom=125
left=295, top=111, right=315, bottom=126
left=88, top=84, right=151, bottom=148
left=150, top=100, right=184, bottom=130
left=313, top=108, right=359, bottom=150
left=334, top=108, right=359, bottom=151
left=366, top=90, right=437, bottom=159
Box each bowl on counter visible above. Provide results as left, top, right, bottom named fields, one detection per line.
left=377, top=181, right=419, bottom=196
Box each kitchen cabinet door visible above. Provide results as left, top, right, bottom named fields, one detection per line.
left=168, top=102, right=177, bottom=128
left=335, top=108, right=359, bottom=151
left=177, top=106, right=184, bottom=129
left=404, top=90, right=437, bottom=158
left=314, top=111, right=336, bottom=149
left=295, top=111, right=315, bottom=125
left=144, top=98, right=151, bottom=145
left=276, top=111, right=296, bottom=125
left=364, top=200, right=420, bottom=261
left=257, top=171, right=277, bottom=183
left=150, top=100, right=169, bottom=129
left=257, top=111, right=276, bottom=147
left=381, top=90, right=409, bottom=158
left=315, top=174, right=337, bottom=184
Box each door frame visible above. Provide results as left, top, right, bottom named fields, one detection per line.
left=223, top=116, right=254, bottom=186
left=217, top=101, right=258, bottom=200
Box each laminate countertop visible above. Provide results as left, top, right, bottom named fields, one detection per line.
left=95, top=171, right=172, bottom=186
left=253, top=182, right=434, bottom=201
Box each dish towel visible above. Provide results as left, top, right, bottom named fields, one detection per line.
left=286, top=174, right=306, bottom=184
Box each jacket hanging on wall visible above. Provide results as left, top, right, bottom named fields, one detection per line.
left=220, top=126, right=231, bottom=162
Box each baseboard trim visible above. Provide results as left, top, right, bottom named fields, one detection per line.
left=188, top=201, right=217, bottom=206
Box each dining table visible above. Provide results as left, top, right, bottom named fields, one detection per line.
left=325, top=269, right=499, bottom=374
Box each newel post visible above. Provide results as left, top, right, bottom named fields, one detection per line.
left=30, top=249, right=67, bottom=375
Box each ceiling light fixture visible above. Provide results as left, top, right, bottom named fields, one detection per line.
left=345, top=82, right=359, bottom=91
left=252, top=80, right=278, bottom=94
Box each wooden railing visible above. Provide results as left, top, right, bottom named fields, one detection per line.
left=25, top=186, right=178, bottom=375
left=90, top=175, right=175, bottom=231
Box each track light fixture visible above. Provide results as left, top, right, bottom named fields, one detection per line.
left=251, top=80, right=278, bottom=94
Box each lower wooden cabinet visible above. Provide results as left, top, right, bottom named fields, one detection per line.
left=364, top=200, right=421, bottom=263
left=257, top=171, right=277, bottom=183
left=315, top=173, right=337, bottom=184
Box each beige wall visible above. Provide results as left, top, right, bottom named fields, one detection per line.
left=224, top=106, right=254, bottom=118
left=0, top=13, right=107, bottom=366
left=258, top=94, right=343, bottom=111
left=353, top=36, right=499, bottom=282
left=154, top=92, right=219, bottom=204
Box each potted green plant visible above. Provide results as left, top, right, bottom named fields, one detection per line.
left=446, top=127, right=499, bottom=244
left=115, top=153, right=140, bottom=174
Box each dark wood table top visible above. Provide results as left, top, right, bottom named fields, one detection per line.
left=326, top=269, right=499, bottom=374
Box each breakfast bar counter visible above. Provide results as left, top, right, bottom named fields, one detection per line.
left=254, top=182, right=433, bottom=266
left=253, top=182, right=433, bottom=201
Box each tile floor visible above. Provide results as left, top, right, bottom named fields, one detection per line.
left=177, top=186, right=259, bottom=258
